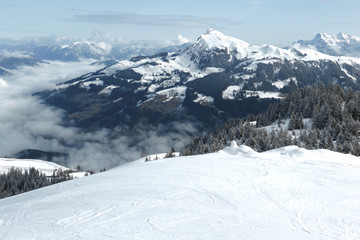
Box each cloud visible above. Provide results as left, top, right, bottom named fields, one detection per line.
left=0, top=78, right=7, bottom=87
left=67, top=12, right=243, bottom=28
left=327, top=22, right=360, bottom=25
left=68, top=8, right=86, bottom=12
left=65, top=121, right=200, bottom=171
left=177, top=34, right=190, bottom=45
left=0, top=61, right=99, bottom=160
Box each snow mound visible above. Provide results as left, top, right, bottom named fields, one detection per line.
left=223, top=140, right=257, bottom=156
left=267, top=145, right=308, bottom=159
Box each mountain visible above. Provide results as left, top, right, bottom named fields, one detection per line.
left=13, top=149, right=69, bottom=164
left=0, top=55, right=44, bottom=76
left=38, top=29, right=360, bottom=132
left=1, top=143, right=359, bottom=239
left=0, top=40, right=190, bottom=62
left=296, top=32, right=360, bottom=57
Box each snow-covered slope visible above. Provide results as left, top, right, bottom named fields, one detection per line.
left=1, top=143, right=360, bottom=239
left=0, top=158, right=86, bottom=178
left=0, top=157, right=67, bottom=176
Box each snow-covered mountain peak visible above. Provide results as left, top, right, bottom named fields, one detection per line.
left=337, top=32, right=350, bottom=42
left=297, top=32, right=360, bottom=57
left=313, top=33, right=338, bottom=46
left=314, top=32, right=331, bottom=40
left=181, top=29, right=251, bottom=69
left=314, top=32, right=354, bottom=46
left=205, top=28, right=215, bottom=34
left=194, top=29, right=250, bottom=53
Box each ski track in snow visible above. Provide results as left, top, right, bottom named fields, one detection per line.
left=1, top=144, right=360, bottom=239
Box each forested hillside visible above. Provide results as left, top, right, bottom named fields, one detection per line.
left=181, top=84, right=360, bottom=156
left=0, top=167, right=73, bottom=199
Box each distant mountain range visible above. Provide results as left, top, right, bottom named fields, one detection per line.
left=2, top=31, right=360, bottom=74
left=37, top=29, right=360, bottom=133
left=0, top=55, right=44, bottom=76
left=296, top=32, right=360, bottom=57
left=0, top=39, right=189, bottom=76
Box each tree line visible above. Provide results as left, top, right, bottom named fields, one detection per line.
left=0, top=167, right=73, bottom=199
left=181, top=84, right=360, bottom=156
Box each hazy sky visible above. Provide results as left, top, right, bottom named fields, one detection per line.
left=1, top=0, right=360, bottom=46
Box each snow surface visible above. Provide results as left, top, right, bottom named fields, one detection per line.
left=1, top=143, right=360, bottom=239
left=245, top=90, right=283, bottom=99
left=272, top=78, right=297, bottom=89
left=222, top=85, right=241, bottom=100
left=155, top=86, right=187, bottom=102
left=98, top=85, right=118, bottom=95
left=193, top=92, right=214, bottom=103
left=80, top=78, right=104, bottom=90
left=222, top=87, right=283, bottom=100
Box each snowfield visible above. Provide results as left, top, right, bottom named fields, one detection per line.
left=1, top=142, right=360, bottom=239
left=0, top=158, right=67, bottom=176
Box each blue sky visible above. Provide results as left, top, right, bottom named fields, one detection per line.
left=1, top=0, right=360, bottom=46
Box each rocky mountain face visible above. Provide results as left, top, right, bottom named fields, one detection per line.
left=37, top=29, right=360, bottom=133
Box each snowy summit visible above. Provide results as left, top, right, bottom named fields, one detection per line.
left=1, top=143, right=360, bottom=239
left=194, top=28, right=250, bottom=53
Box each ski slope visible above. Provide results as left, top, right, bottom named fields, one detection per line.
left=1, top=142, right=360, bottom=239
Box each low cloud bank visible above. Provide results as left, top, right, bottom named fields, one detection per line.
left=0, top=61, right=199, bottom=170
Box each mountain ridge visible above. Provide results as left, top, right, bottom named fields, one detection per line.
left=38, top=29, right=360, bottom=132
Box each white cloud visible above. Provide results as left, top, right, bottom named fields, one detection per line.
left=0, top=78, right=7, bottom=88
left=0, top=60, right=100, bottom=157
left=97, top=41, right=112, bottom=53
left=177, top=34, right=190, bottom=45
left=68, top=12, right=243, bottom=28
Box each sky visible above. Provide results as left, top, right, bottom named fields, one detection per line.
left=1, top=0, right=360, bottom=46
